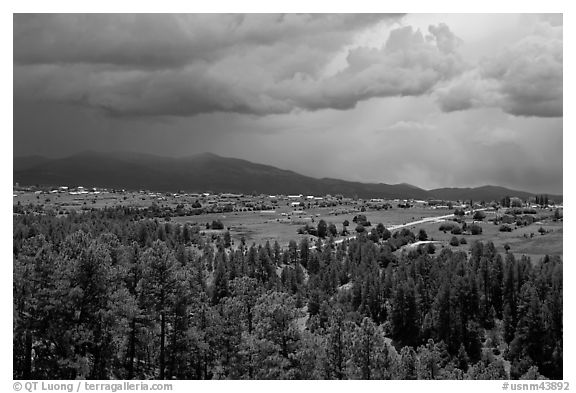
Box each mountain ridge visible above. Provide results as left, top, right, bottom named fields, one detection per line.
left=13, top=152, right=562, bottom=202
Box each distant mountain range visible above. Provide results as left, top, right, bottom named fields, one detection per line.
left=13, top=151, right=562, bottom=202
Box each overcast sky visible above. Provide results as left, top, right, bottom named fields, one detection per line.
left=13, top=13, right=563, bottom=194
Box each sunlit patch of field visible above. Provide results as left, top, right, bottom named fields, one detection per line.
left=408, top=217, right=562, bottom=263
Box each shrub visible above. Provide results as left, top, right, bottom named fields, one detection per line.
left=211, top=220, right=224, bottom=230
left=353, top=214, right=366, bottom=224
left=328, top=223, right=338, bottom=237
left=398, top=228, right=415, bottom=241
left=439, top=222, right=456, bottom=233
left=376, top=223, right=391, bottom=240
left=501, top=215, right=516, bottom=224
left=505, top=207, right=537, bottom=215
left=553, top=208, right=562, bottom=221
left=473, top=211, right=486, bottom=221
left=418, top=229, right=428, bottom=241
left=460, top=237, right=467, bottom=245
left=469, top=223, right=482, bottom=235
left=317, top=220, right=328, bottom=238
left=454, top=208, right=466, bottom=218
left=499, top=225, right=512, bottom=232
left=352, top=215, right=371, bottom=227
left=368, top=232, right=380, bottom=243
left=451, top=226, right=462, bottom=235
left=521, top=215, right=535, bottom=224
left=450, top=236, right=460, bottom=246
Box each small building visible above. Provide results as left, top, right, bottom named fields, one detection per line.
left=220, top=193, right=242, bottom=199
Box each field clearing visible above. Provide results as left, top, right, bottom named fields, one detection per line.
left=14, top=191, right=562, bottom=261
left=408, top=217, right=563, bottom=262
left=14, top=191, right=161, bottom=210
left=171, top=206, right=455, bottom=246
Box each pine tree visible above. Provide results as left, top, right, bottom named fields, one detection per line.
left=508, top=283, right=547, bottom=378
left=140, top=240, right=181, bottom=379
left=395, top=346, right=417, bottom=380
left=299, top=238, right=309, bottom=268
left=325, top=308, right=347, bottom=379
left=389, top=278, right=419, bottom=346
left=347, top=317, right=386, bottom=379
left=13, top=235, right=56, bottom=378
left=211, top=253, right=229, bottom=305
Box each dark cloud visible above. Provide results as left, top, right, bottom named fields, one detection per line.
left=14, top=16, right=466, bottom=117
left=14, top=14, right=394, bottom=68
left=436, top=20, right=562, bottom=118
left=265, top=25, right=465, bottom=113
left=14, top=14, right=563, bottom=119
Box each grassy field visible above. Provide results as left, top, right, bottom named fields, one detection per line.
left=405, top=216, right=563, bottom=263
left=171, top=206, right=455, bottom=247
left=14, top=191, right=562, bottom=261
left=14, top=191, right=160, bottom=210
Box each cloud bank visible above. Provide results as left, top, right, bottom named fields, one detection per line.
left=14, top=14, right=562, bottom=119
left=435, top=20, right=562, bottom=117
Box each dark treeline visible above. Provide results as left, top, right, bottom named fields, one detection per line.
left=13, top=207, right=562, bottom=380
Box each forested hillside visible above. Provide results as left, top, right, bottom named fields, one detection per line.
left=13, top=206, right=563, bottom=380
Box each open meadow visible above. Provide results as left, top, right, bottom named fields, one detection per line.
left=403, top=215, right=563, bottom=263
left=171, top=205, right=455, bottom=246
left=14, top=189, right=562, bottom=263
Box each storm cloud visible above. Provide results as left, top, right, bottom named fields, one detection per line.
left=15, top=14, right=465, bottom=117
left=13, top=14, right=563, bottom=195
left=436, top=19, right=562, bottom=117
left=14, top=14, right=393, bottom=67
left=14, top=14, right=562, bottom=119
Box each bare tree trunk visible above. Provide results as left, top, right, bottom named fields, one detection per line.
left=128, top=318, right=136, bottom=379
left=23, top=330, right=32, bottom=378
left=159, top=312, right=165, bottom=379
left=168, top=321, right=177, bottom=379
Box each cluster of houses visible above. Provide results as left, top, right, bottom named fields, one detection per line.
left=14, top=185, right=106, bottom=196
left=14, top=183, right=561, bottom=215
